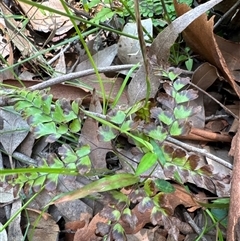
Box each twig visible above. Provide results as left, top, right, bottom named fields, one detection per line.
left=12, top=152, right=38, bottom=166
left=47, top=42, right=72, bottom=65
left=167, top=137, right=232, bottom=169
left=28, top=65, right=137, bottom=91
left=183, top=211, right=208, bottom=241
left=188, top=81, right=239, bottom=120
left=214, top=0, right=240, bottom=32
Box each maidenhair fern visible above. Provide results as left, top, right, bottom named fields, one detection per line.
left=11, top=89, right=82, bottom=142
left=6, top=143, right=92, bottom=193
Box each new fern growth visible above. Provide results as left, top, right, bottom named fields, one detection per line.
left=4, top=89, right=91, bottom=193
left=12, top=90, right=82, bottom=142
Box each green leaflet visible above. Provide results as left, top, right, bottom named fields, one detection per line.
left=135, top=152, right=158, bottom=176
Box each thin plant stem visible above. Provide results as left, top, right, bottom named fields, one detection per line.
left=60, top=0, right=107, bottom=112
left=134, top=0, right=151, bottom=106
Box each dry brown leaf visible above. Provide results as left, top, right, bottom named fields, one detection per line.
left=55, top=50, right=66, bottom=75
left=17, top=0, right=77, bottom=35
left=161, top=185, right=203, bottom=214
left=205, top=119, right=229, bottom=132
left=79, top=90, right=112, bottom=169
left=0, top=108, right=29, bottom=156
left=127, top=64, right=160, bottom=105
left=149, top=0, right=223, bottom=64
left=8, top=199, right=24, bottom=240
left=4, top=75, right=127, bottom=104
left=215, top=36, right=240, bottom=81
left=3, top=79, right=91, bottom=102
left=0, top=2, right=32, bottom=57
left=130, top=0, right=223, bottom=105
left=73, top=213, right=108, bottom=241
left=65, top=220, right=86, bottom=241
left=174, top=1, right=240, bottom=97
left=78, top=73, right=128, bottom=105
left=192, top=62, right=220, bottom=90
left=126, top=228, right=166, bottom=241
left=75, top=44, right=118, bottom=71
left=25, top=209, right=59, bottom=241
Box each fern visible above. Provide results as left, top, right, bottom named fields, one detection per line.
left=11, top=89, right=82, bottom=142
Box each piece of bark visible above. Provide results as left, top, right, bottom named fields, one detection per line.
left=227, top=110, right=240, bottom=240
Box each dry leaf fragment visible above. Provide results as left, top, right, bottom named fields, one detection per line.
left=17, top=0, right=78, bottom=35
left=160, top=184, right=203, bottom=214
left=192, top=63, right=220, bottom=91
left=0, top=223, right=7, bottom=241
left=174, top=1, right=240, bottom=97
left=8, top=199, right=24, bottom=241
left=0, top=108, right=29, bottom=156
left=25, top=209, right=59, bottom=241
left=149, top=0, right=223, bottom=64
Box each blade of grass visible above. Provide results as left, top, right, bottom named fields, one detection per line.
left=111, top=63, right=140, bottom=108
left=60, top=0, right=107, bottom=112
left=134, top=0, right=151, bottom=106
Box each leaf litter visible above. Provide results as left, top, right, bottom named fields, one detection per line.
left=1, top=0, right=240, bottom=240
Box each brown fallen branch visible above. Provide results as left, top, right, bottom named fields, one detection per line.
left=175, top=127, right=232, bottom=142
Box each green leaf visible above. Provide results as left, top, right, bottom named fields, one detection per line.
left=33, top=175, right=47, bottom=192
left=52, top=100, right=65, bottom=123
left=30, top=113, right=53, bottom=125
left=98, top=125, right=118, bottom=142
left=34, top=122, right=57, bottom=138
left=173, top=171, right=183, bottom=184
left=58, top=144, right=78, bottom=163
left=111, top=191, right=129, bottom=206
left=71, top=100, right=80, bottom=115
left=154, top=179, right=175, bottom=193
left=170, top=121, right=182, bottom=136
left=42, top=94, right=53, bottom=114
left=24, top=107, right=43, bottom=117
left=174, top=105, right=193, bottom=119
left=91, top=7, right=115, bottom=24
left=15, top=101, right=33, bottom=111
left=211, top=208, right=228, bottom=228
left=168, top=71, right=178, bottom=81
left=45, top=173, right=59, bottom=191
left=57, top=124, right=68, bottom=135
left=64, top=111, right=78, bottom=123
left=69, top=119, right=81, bottom=133
left=52, top=173, right=139, bottom=204
left=173, top=78, right=190, bottom=91
left=112, top=223, right=125, bottom=240
left=78, top=155, right=91, bottom=174
left=125, top=100, right=145, bottom=117
left=158, top=110, right=174, bottom=125
left=76, top=145, right=91, bottom=158
left=146, top=125, right=168, bottom=142
left=112, top=210, right=121, bottom=221
left=150, top=139, right=166, bottom=165
left=144, top=179, right=155, bottom=197
left=120, top=120, right=133, bottom=132
left=32, top=95, right=42, bottom=108
left=185, top=58, right=193, bottom=71
left=175, top=89, right=198, bottom=104
left=135, top=152, right=158, bottom=176
left=108, top=110, right=126, bottom=124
